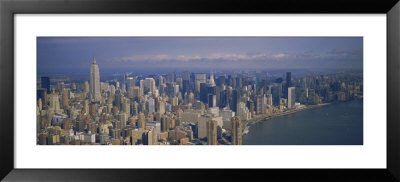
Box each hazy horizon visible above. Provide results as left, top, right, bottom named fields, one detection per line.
left=37, top=37, right=363, bottom=75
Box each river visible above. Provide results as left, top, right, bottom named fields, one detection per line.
left=242, top=99, right=363, bottom=145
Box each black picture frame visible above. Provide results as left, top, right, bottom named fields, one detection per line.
left=1, top=0, right=400, bottom=181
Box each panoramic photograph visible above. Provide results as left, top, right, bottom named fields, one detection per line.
left=36, top=37, right=363, bottom=145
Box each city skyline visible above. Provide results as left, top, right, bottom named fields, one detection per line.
left=36, top=37, right=363, bottom=146
left=37, top=37, right=363, bottom=74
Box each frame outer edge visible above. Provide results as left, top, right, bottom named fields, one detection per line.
left=388, top=1, right=400, bottom=181
left=0, top=0, right=15, bottom=180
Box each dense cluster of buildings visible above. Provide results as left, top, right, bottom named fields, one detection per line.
left=36, top=58, right=363, bottom=145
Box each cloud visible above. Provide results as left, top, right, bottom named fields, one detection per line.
left=116, top=52, right=292, bottom=63
left=114, top=48, right=362, bottom=65
left=120, top=54, right=170, bottom=62
left=272, top=53, right=287, bottom=59
left=328, top=48, right=362, bottom=58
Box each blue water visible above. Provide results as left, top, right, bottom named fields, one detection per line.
left=242, top=99, right=363, bottom=145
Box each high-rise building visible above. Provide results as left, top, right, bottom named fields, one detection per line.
left=206, top=120, right=218, bottom=145
left=209, top=73, right=216, bottom=86
left=200, top=83, right=208, bottom=104
left=147, top=97, right=155, bottom=113
left=272, top=85, right=282, bottom=106
left=288, top=87, right=296, bottom=109
left=215, top=86, right=221, bottom=107
left=62, top=89, right=69, bottom=109
left=208, top=94, right=216, bottom=108
left=144, top=78, right=156, bottom=94
left=195, top=73, right=206, bottom=83
left=266, top=94, right=272, bottom=106
left=37, top=88, right=47, bottom=108
left=166, top=82, right=175, bottom=97
left=138, top=112, right=146, bottom=129
left=286, top=72, right=292, bottom=88
left=49, top=89, right=61, bottom=114
left=131, top=101, right=139, bottom=116
left=121, top=98, right=130, bottom=115
left=167, top=72, right=176, bottom=83
left=156, top=100, right=165, bottom=114
left=195, top=73, right=206, bottom=94
left=41, top=76, right=50, bottom=94
left=126, top=77, right=136, bottom=90
left=182, top=71, right=191, bottom=81
left=235, top=77, right=242, bottom=89
left=231, top=89, right=240, bottom=112
left=256, top=95, right=265, bottom=114
left=285, top=72, right=292, bottom=98
left=171, top=97, right=179, bottom=106
left=219, top=90, right=227, bottom=108
left=246, top=100, right=254, bottom=114
left=84, top=99, right=89, bottom=114
left=237, top=102, right=251, bottom=121
left=157, top=75, right=163, bottom=87
left=182, top=79, right=190, bottom=95
left=174, top=84, right=180, bottom=96
left=216, top=76, right=225, bottom=87
left=83, top=81, right=89, bottom=93
left=161, top=115, right=169, bottom=132
left=221, top=106, right=234, bottom=129
left=90, top=57, right=101, bottom=102
left=89, top=103, right=97, bottom=118
left=188, top=92, right=195, bottom=105
left=142, top=129, right=154, bottom=145
left=129, top=86, right=140, bottom=101
left=139, top=80, right=144, bottom=96
left=231, top=116, right=242, bottom=145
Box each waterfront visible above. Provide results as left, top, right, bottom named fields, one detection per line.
left=242, top=99, right=363, bottom=145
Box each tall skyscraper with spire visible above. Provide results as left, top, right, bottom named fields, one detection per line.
left=209, top=73, right=215, bottom=86
left=90, top=57, right=101, bottom=102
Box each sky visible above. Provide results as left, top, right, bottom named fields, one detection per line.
left=37, top=37, right=363, bottom=74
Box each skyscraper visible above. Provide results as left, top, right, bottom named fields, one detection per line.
left=195, top=73, right=207, bottom=83
left=286, top=72, right=292, bottom=87
left=206, top=120, right=218, bottom=145
left=209, top=73, right=216, bottom=86
left=49, top=89, right=61, bottom=114
left=161, top=115, right=169, bottom=132
left=200, top=83, right=208, bottom=103
left=138, top=112, right=146, bottom=129
left=195, top=73, right=206, bottom=94
left=237, top=102, right=251, bottom=121
left=147, top=97, right=155, bottom=113
left=272, top=85, right=282, bottom=106
left=62, top=89, right=69, bottom=109
left=166, top=72, right=176, bottom=83
left=139, top=80, right=144, bottom=96
left=182, top=79, right=190, bottom=95
left=208, top=94, right=216, bottom=107
left=285, top=72, right=291, bottom=98
left=255, top=95, right=265, bottom=114
left=126, top=77, right=136, bottom=90
left=288, top=87, right=296, bottom=109
left=231, top=116, right=242, bottom=145
left=231, top=89, right=239, bottom=112
left=37, top=88, right=47, bottom=109
left=144, top=78, right=156, bottom=94
left=90, top=57, right=101, bottom=102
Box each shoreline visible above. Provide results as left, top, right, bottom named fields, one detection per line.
left=242, top=103, right=332, bottom=135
